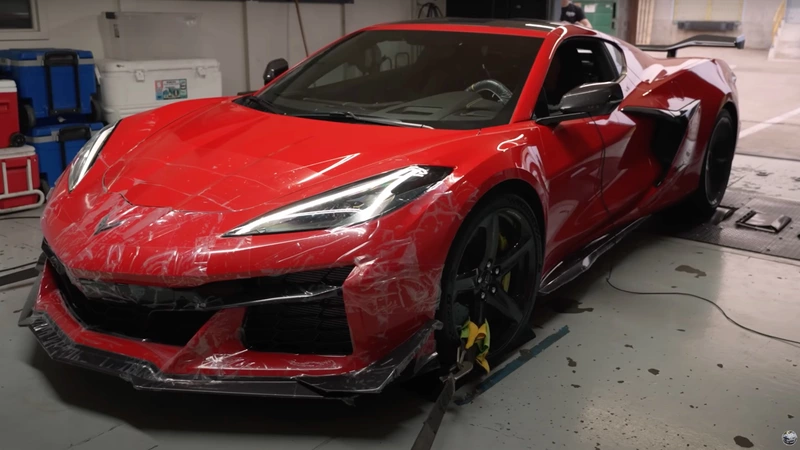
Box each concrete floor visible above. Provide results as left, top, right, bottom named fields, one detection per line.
left=2, top=49, right=800, bottom=450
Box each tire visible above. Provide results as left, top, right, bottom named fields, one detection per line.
left=674, top=109, right=737, bottom=221
left=435, top=192, right=543, bottom=370
left=40, top=179, right=50, bottom=199
left=10, top=132, right=26, bottom=148
left=20, top=104, right=36, bottom=130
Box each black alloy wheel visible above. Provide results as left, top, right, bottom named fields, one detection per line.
left=671, top=109, right=737, bottom=223
left=703, top=110, right=736, bottom=207
left=437, top=193, right=543, bottom=367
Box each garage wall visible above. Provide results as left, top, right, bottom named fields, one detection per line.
left=243, top=0, right=442, bottom=91
left=3, top=0, right=443, bottom=95
left=649, top=0, right=783, bottom=49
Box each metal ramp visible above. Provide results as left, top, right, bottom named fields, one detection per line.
left=654, top=188, right=800, bottom=261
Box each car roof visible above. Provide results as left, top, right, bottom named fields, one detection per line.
left=373, top=17, right=562, bottom=37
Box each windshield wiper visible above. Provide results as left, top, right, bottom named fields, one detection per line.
left=239, top=95, right=283, bottom=114
left=294, top=111, right=433, bottom=129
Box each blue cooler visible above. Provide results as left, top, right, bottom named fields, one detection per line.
left=26, top=122, right=104, bottom=186
left=0, top=49, right=97, bottom=129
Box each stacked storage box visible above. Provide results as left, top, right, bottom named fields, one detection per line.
left=0, top=77, right=43, bottom=213
left=96, top=58, right=222, bottom=123
left=27, top=123, right=104, bottom=189
left=95, top=12, right=222, bottom=123
left=0, top=146, right=45, bottom=213
left=0, top=80, right=26, bottom=148
left=0, top=48, right=99, bottom=128
left=0, top=34, right=224, bottom=213
left=0, top=48, right=101, bottom=207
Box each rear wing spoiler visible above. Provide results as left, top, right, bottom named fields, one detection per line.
left=637, top=34, right=745, bottom=58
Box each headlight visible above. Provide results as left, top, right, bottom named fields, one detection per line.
left=224, top=165, right=452, bottom=236
left=68, top=122, right=118, bottom=191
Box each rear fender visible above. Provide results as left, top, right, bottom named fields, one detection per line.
left=614, top=58, right=737, bottom=217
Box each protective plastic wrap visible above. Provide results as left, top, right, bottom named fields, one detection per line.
left=18, top=101, right=478, bottom=398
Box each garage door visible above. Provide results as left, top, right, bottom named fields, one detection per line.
left=576, top=1, right=616, bottom=35
left=788, top=0, right=800, bottom=24
left=673, top=0, right=745, bottom=22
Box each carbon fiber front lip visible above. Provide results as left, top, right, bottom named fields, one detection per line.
left=21, top=297, right=441, bottom=399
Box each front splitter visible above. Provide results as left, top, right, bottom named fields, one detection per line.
left=20, top=297, right=442, bottom=400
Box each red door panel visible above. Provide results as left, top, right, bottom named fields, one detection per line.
left=534, top=118, right=609, bottom=267
left=594, top=110, right=660, bottom=217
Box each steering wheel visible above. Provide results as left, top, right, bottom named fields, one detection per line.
left=465, top=79, right=513, bottom=104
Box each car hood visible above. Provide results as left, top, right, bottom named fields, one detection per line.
left=102, top=101, right=468, bottom=213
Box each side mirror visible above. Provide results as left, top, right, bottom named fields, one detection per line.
left=559, top=82, right=623, bottom=115
left=536, top=82, right=623, bottom=126
left=263, top=58, right=289, bottom=85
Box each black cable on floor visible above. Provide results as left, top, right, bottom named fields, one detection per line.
left=0, top=216, right=40, bottom=221
left=0, top=262, right=38, bottom=274
left=605, top=268, right=800, bottom=347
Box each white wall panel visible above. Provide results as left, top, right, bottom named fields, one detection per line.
left=245, top=1, right=291, bottom=91
left=288, top=3, right=342, bottom=64
left=4, top=0, right=117, bottom=55
left=650, top=0, right=782, bottom=49
left=7, top=0, right=440, bottom=94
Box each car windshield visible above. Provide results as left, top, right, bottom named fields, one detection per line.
left=253, top=29, right=544, bottom=130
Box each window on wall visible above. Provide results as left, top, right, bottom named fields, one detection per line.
left=0, top=0, right=33, bottom=29
left=673, top=0, right=745, bottom=22
left=0, top=0, right=47, bottom=40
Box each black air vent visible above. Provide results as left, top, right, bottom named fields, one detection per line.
left=242, top=295, right=353, bottom=355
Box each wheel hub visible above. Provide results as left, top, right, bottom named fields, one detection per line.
left=476, top=261, right=501, bottom=298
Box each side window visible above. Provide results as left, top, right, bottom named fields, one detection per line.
left=573, top=42, right=617, bottom=84
left=537, top=38, right=622, bottom=117
left=541, top=39, right=618, bottom=108
left=604, top=42, right=626, bottom=78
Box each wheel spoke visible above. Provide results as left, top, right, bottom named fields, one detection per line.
left=481, top=214, right=500, bottom=264
left=497, top=238, right=534, bottom=275
left=454, top=271, right=478, bottom=294
left=472, top=300, right=485, bottom=325
left=485, top=288, right=524, bottom=323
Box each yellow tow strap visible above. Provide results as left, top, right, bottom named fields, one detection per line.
left=460, top=319, right=491, bottom=373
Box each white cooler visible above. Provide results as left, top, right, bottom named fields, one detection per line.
left=96, top=58, right=222, bottom=123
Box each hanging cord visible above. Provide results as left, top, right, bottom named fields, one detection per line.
left=605, top=266, right=800, bottom=347
left=294, top=0, right=310, bottom=57
left=418, top=2, right=443, bottom=18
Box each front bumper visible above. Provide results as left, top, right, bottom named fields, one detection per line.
left=28, top=184, right=460, bottom=397
left=19, top=270, right=441, bottom=399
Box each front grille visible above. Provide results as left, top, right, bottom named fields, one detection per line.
left=242, top=295, right=354, bottom=355
left=63, top=293, right=217, bottom=346
left=42, top=240, right=355, bottom=351
left=43, top=244, right=215, bottom=345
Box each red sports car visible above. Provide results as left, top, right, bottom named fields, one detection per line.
left=19, top=19, right=743, bottom=399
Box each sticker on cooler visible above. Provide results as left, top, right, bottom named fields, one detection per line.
left=155, top=79, right=188, bottom=101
